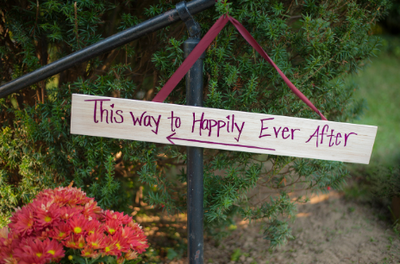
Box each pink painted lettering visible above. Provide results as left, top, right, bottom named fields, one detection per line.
left=84, top=99, right=127, bottom=124
left=306, top=125, right=357, bottom=147
left=192, top=112, right=245, bottom=142
left=129, top=111, right=161, bottom=135
left=259, top=118, right=274, bottom=138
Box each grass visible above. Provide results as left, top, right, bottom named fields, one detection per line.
left=343, top=36, right=400, bottom=235
left=347, top=44, right=400, bottom=166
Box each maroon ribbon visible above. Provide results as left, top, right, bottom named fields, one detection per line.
left=152, top=14, right=327, bottom=120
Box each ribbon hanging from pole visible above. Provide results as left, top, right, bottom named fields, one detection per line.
left=152, top=14, right=327, bottom=121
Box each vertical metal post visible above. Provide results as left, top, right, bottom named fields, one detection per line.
left=185, top=38, right=204, bottom=264
left=177, top=1, right=205, bottom=262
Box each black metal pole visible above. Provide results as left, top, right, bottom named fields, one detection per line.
left=0, top=0, right=215, bottom=98
left=176, top=1, right=204, bottom=263
left=185, top=38, right=204, bottom=264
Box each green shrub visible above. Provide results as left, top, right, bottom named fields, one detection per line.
left=0, top=0, right=390, bottom=249
left=369, top=166, right=400, bottom=205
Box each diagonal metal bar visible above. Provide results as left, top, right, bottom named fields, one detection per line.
left=0, top=0, right=215, bottom=98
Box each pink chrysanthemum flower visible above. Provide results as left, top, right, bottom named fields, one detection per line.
left=82, top=201, right=102, bottom=219
left=63, top=234, right=79, bottom=249
left=81, top=246, right=101, bottom=258
left=59, top=206, right=81, bottom=220
left=76, top=235, right=86, bottom=249
left=86, top=232, right=105, bottom=250
left=63, top=234, right=85, bottom=250
left=14, top=237, right=52, bottom=264
left=44, top=238, right=65, bottom=261
left=113, top=229, right=131, bottom=253
left=0, top=243, right=16, bottom=264
left=61, top=187, right=90, bottom=206
left=116, top=226, right=144, bottom=252
left=104, top=219, right=120, bottom=235
left=37, top=187, right=88, bottom=207
left=9, top=205, right=35, bottom=237
left=101, top=235, right=118, bottom=256
left=3, top=186, right=148, bottom=263
left=117, top=256, right=126, bottom=264
left=35, top=203, right=61, bottom=228
left=85, top=218, right=102, bottom=236
left=104, top=210, right=131, bottom=225
left=48, top=222, right=70, bottom=241
left=68, top=214, right=87, bottom=236
left=124, top=250, right=138, bottom=260
left=127, top=222, right=149, bottom=254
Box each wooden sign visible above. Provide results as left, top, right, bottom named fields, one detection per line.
left=70, top=94, right=377, bottom=164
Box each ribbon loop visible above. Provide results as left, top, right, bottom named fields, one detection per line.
left=152, top=14, right=327, bottom=120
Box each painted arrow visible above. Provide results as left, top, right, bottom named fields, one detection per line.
left=166, top=133, right=276, bottom=152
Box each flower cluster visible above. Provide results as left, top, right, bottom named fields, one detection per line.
left=0, top=186, right=148, bottom=264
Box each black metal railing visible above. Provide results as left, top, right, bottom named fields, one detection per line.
left=0, top=0, right=215, bottom=98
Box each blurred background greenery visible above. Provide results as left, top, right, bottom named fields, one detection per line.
left=348, top=35, right=400, bottom=166
left=345, top=1, right=400, bottom=232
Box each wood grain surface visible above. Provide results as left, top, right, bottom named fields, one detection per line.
left=71, top=94, right=377, bottom=164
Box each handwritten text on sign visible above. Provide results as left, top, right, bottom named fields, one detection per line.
left=70, top=94, right=377, bottom=164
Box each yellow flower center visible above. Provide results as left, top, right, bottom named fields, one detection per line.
left=59, top=232, right=65, bottom=237
left=108, top=228, right=115, bottom=234
left=74, top=227, right=82, bottom=234
left=105, top=247, right=110, bottom=252
left=89, top=230, right=94, bottom=235
left=68, top=255, right=73, bottom=260
left=79, top=242, right=84, bottom=248
left=92, top=242, right=98, bottom=247
left=47, top=250, right=55, bottom=255
left=44, top=216, right=52, bottom=223
left=85, top=252, right=90, bottom=256
left=116, top=243, right=121, bottom=250
left=36, top=252, right=42, bottom=257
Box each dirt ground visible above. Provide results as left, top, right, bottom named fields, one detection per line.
left=171, top=191, right=400, bottom=264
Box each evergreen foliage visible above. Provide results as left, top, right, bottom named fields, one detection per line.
left=0, top=0, right=390, bottom=249
left=369, top=166, right=400, bottom=205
